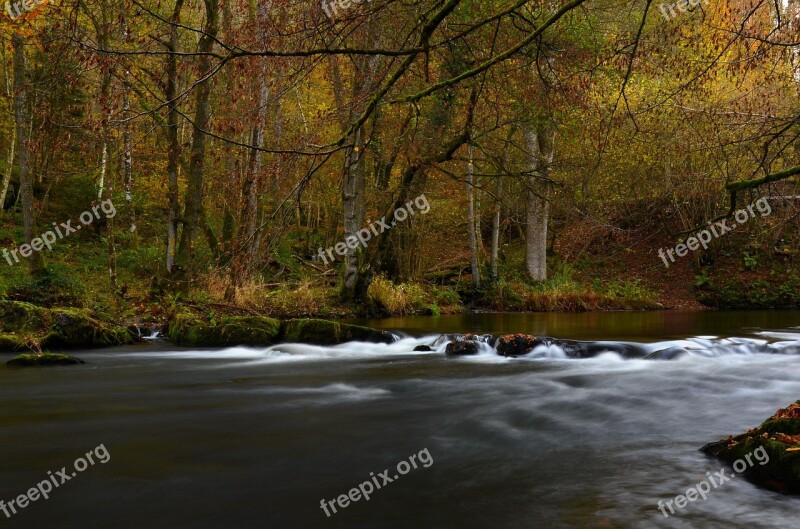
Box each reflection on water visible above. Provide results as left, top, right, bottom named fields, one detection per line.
left=1, top=311, right=799, bottom=529
left=349, top=310, right=800, bottom=342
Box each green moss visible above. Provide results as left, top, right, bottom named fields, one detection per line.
left=218, top=316, right=281, bottom=343
left=714, top=436, right=800, bottom=492
left=43, top=309, right=134, bottom=348
left=0, top=300, right=48, bottom=334
left=758, top=418, right=800, bottom=436
left=704, top=400, right=800, bottom=492
left=7, top=353, right=85, bottom=367
left=0, top=301, right=133, bottom=349
left=168, top=312, right=281, bottom=347
left=0, top=333, right=26, bottom=352
left=281, top=318, right=394, bottom=345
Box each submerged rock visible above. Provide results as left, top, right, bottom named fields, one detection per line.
left=702, top=400, right=800, bottom=493
left=413, top=345, right=433, bottom=352
left=281, top=318, right=395, bottom=345
left=445, top=339, right=480, bottom=356
left=644, top=346, right=688, bottom=360
left=434, top=333, right=495, bottom=347
left=168, top=312, right=281, bottom=347
left=7, top=353, right=85, bottom=367
left=555, top=340, right=648, bottom=359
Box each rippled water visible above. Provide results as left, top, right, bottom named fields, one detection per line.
left=2, top=311, right=800, bottom=528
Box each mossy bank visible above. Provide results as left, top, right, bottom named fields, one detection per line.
left=166, top=310, right=395, bottom=347
left=0, top=300, right=134, bottom=352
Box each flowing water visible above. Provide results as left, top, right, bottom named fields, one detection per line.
left=2, top=310, right=800, bottom=529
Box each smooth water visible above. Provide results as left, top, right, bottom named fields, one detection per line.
left=2, top=311, right=800, bottom=529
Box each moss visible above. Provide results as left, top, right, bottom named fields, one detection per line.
left=711, top=436, right=800, bottom=492
left=703, top=400, right=800, bottom=493
left=0, top=300, right=48, bottom=334
left=0, top=333, right=26, bottom=352
left=281, top=318, right=395, bottom=345
left=218, top=316, right=281, bottom=344
left=0, top=301, right=133, bottom=349
left=7, top=353, right=85, bottom=367
left=758, top=418, right=800, bottom=436
left=43, top=309, right=134, bottom=348
left=168, top=312, right=281, bottom=347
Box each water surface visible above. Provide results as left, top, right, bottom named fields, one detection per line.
left=2, top=311, right=800, bottom=529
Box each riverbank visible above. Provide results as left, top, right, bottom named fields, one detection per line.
left=1, top=205, right=797, bottom=337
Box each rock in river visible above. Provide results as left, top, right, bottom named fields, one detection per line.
left=495, top=334, right=548, bottom=357
left=702, top=400, right=800, bottom=493
left=281, top=318, right=395, bottom=346
left=7, top=353, right=85, bottom=367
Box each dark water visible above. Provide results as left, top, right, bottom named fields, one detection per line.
left=2, top=311, right=800, bottom=529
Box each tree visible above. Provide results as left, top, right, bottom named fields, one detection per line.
left=12, top=33, right=45, bottom=276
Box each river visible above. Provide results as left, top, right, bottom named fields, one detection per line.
left=2, top=310, right=800, bottom=528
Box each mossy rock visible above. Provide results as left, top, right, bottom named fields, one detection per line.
left=496, top=334, right=541, bottom=357
left=702, top=400, right=800, bottom=493
left=7, top=353, right=85, bottom=367
left=168, top=312, right=281, bottom=347
left=0, top=333, right=26, bottom=352
left=281, top=318, right=395, bottom=345
left=42, top=309, right=134, bottom=348
left=0, top=301, right=133, bottom=350
left=0, top=300, right=48, bottom=334
left=445, top=340, right=480, bottom=355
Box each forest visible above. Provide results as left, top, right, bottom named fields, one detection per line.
left=1, top=0, right=799, bottom=329
left=4, top=2, right=800, bottom=527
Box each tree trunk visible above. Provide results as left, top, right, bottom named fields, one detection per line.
left=177, top=0, right=219, bottom=273
left=490, top=174, right=503, bottom=281
left=329, top=53, right=377, bottom=301
left=1, top=130, right=15, bottom=214
left=120, top=30, right=138, bottom=249
left=524, top=120, right=555, bottom=282
left=227, top=0, right=269, bottom=301
left=12, top=33, right=45, bottom=276
left=491, top=126, right=515, bottom=281
left=165, top=0, right=185, bottom=274
left=341, top=126, right=366, bottom=296
left=1, top=41, right=15, bottom=215
left=467, top=140, right=481, bottom=288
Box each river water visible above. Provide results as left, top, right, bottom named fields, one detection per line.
left=2, top=311, right=800, bottom=529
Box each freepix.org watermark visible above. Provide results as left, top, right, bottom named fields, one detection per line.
left=0, top=444, right=110, bottom=519
left=657, top=445, right=769, bottom=518
left=3, top=199, right=116, bottom=267
left=658, top=0, right=707, bottom=21
left=316, top=194, right=430, bottom=265
left=4, top=0, right=49, bottom=20
left=658, top=197, right=771, bottom=267
left=321, top=0, right=371, bottom=19
left=319, top=447, right=433, bottom=517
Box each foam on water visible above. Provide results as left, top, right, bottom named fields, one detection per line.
left=112, top=330, right=800, bottom=367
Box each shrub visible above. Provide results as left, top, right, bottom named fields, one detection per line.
left=6, top=265, right=85, bottom=307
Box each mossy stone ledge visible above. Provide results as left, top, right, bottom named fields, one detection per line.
left=167, top=312, right=281, bottom=347
left=280, top=318, right=395, bottom=345
left=702, top=400, right=800, bottom=494
left=0, top=333, right=26, bottom=351
left=0, top=301, right=134, bottom=351
left=7, top=353, right=85, bottom=367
